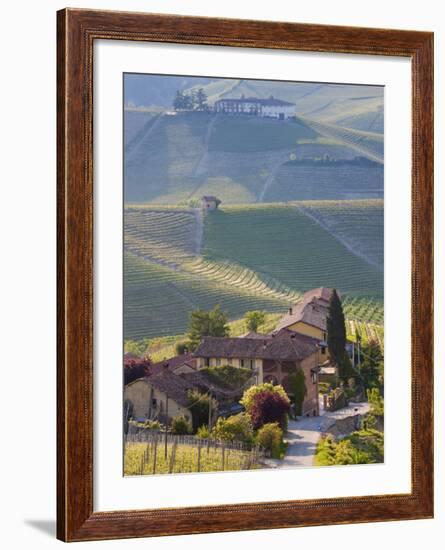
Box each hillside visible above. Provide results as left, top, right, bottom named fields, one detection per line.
left=124, top=112, right=383, bottom=204
left=124, top=201, right=383, bottom=340
left=181, top=78, right=383, bottom=132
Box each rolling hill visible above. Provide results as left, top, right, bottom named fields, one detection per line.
left=124, top=112, right=383, bottom=204
left=124, top=201, right=383, bottom=340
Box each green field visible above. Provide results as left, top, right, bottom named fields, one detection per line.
left=124, top=201, right=383, bottom=340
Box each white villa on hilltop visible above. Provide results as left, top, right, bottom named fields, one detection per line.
left=214, top=95, right=295, bottom=119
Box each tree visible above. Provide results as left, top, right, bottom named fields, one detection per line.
left=327, top=289, right=347, bottom=366
left=367, top=387, right=384, bottom=417
left=195, top=88, right=208, bottom=110
left=240, top=383, right=289, bottom=413
left=211, top=413, right=253, bottom=445
left=249, top=390, right=290, bottom=429
left=326, top=289, right=356, bottom=381
left=187, top=389, right=217, bottom=433
left=256, top=423, right=283, bottom=458
left=186, top=305, right=229, bottom=351
left=124, top=338, right=150, bottom=357
left=288, top=368, right=307, bottom=416
left=360, top=342, right=384, bottom=390
left=244, top=310, right=266, bottom=332
left=173, top=90, right=186, bottom=110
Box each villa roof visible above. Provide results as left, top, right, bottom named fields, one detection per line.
left=215, top=96, right=294, bottom=107
left=275, top=287, right=335, bottom=332
left=149, top=353, right=196, bottom=376
left=127, top=368, right=193, bottom=407
left=194, top=330, right=319, bottom=362
left=201, top=195, right=221, bottom=202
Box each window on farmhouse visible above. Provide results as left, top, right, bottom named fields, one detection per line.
left=216, top=358, right=221, bottom=366
left=205, top=358, right=210, bottom=367
left=240, top=359, right=245, bottom=367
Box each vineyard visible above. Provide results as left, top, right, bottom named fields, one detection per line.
left=124, top=111, right=383, bottom=204
left=203, top=205, right=383, bottom=299
left=296, top=199, right=384, bottom=270
left=347, top=320, right=384, bottom=349
left=124, top=252, right=290, bottom=339
left=301, top=118, right=384, bottom=163
left=124, top=202, right=384, bottom=340
left=124, top=435, right=264, bottom=475
left=264, top=163, right=383, bottom=202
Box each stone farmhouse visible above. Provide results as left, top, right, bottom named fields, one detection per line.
left=194, top=328, right=321, bottom=416
left=214, top=95, right=295, bottom=119
left=124, top=287, right=353, bottom=422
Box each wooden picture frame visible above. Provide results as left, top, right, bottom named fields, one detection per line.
left=57, top=8, right=434, bottom=542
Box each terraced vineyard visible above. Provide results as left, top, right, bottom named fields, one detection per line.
left=124, top=252, right=290, bottom=339
left=296, top=199, right=384, bottom=270
left=124, top=202, right=383, bottom=340
left=124, top=207, right=198, bottom=266
left=203, top=205, right=383, bottom=299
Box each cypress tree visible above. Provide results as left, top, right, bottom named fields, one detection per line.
left=327, top=289, right=347, bottom=367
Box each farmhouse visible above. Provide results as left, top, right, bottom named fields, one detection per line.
left=214, top=95, right=295, bottom=119
left=124, top=366, right=193, bottom=424
left=274, top=287, right=355, bottom=365
left=194, top=328, right=321, bottom=416
left=201, top=195, right=221, bottom=211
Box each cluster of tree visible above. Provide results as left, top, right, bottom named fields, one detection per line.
left=358, top=341, right=384, bottom=391
left=124, top=360, right=151, bottom=385
left=315, top=428, right=384, bottom=466
left=185, top=304, right=230, bottom=351
left=173, top=88, right=209, bottom=111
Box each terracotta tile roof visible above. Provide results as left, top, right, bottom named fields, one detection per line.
left=201, top=195, right=220, bottom=202
left=215, top=96, right=294, bottom=107
left=275, top=287, right=334, bottom=332
left=149, top=353, right=196, bottom=376
left=180, top=371, right=235, bottom=399
left=145, top=368, right=194, bottom=408
left=194, top=330, right=319, bottom=362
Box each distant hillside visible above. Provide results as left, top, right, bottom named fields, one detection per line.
left=124, top=75, right=383, bottom=133
left=124, top=112, right=383, bottom=204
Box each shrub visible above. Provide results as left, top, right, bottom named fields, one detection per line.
left=175, top=341, right=188, bottom=355
left=196, top=425, right=210, bottom=439
left=249, top=390, right=290, bottom=429
left=171, top=416, right=191, bottom=435
left=256, top=422, right=283, bottom=458
left=211, top=413, right=254, bottom=445
left=367, top=387, right=384, bottom=417
left=241, top=383, right=289, bottom=413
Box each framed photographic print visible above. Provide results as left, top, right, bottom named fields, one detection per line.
left=57, top=8, right=434, bottom=542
